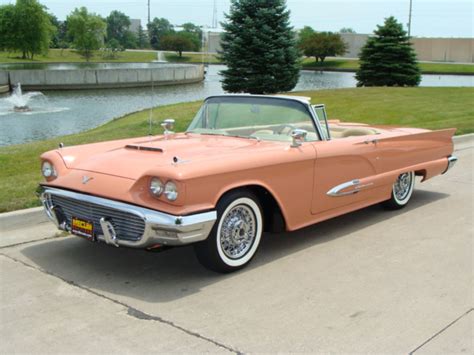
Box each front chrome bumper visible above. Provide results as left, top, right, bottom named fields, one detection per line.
left=40, top=187, right=217, bottom=248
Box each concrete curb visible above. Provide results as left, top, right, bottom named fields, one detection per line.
left=453, top=133, right=474, bottom=145
left=0, top=207, right=47, bottom=232
left=1, top=134, right=473, bottom=231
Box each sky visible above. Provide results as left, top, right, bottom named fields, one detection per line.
left=0, top=0, right=472, bottom=37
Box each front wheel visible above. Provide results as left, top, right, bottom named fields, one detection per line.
left=382, top=171, right=415, bottom=210
left=194, top=191, right=263, bottom=273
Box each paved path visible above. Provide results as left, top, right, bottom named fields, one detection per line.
left=1, top=142, right=472, bottom=353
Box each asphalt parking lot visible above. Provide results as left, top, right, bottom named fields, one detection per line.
left=0, top=140, right=472, bottom=354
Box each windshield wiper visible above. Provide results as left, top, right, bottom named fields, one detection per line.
left=227, top=134, right=259, bottom=140
left=186, top=132, right=225, bottom=136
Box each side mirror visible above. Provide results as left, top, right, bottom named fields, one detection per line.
left=291, top=129, right=307, bottom=148
left=161, top=118, right=175, bottom=135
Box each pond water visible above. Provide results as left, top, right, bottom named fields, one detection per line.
left=0, top=65, right=472, bottom=146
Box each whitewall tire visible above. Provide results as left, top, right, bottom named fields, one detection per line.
left=194, top=191, right=263, bottom=273
left=383, top=171, right=415, bottom=209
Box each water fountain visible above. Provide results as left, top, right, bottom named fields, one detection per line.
left=0, top=82, right=68, bottom=121
left=155, top=51, right=168, bottom=63
left=5, top=83, right=43, bottom=112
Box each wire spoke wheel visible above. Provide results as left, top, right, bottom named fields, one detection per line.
left=383, top=171, right=415, bottom=209
left=194, top=192, right=263, bottom=273
left=394, top=172, right=413, bottom=201
left=220, top=204, right=256, bottom=259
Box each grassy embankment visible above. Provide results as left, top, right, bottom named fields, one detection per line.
left=0, top=87, right=472, bottom=213
left=164, top=52, right=474, bottom=75
left=0, top=49, right=157, bottom=63
left=1, top=49, right=472, bottom=74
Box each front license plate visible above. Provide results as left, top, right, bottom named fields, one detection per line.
left=71, top=217, right=94, bottom=239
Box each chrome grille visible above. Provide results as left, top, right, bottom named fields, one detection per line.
left=50, top=194, right=145, bottom=242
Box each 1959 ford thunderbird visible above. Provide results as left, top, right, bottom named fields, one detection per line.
left=39, top=95, right=457, bottom=272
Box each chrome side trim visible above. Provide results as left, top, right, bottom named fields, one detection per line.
left=40, top=187, right=217, bottom=248
left=327, top=179, right=374, bottom=197
left=443, top=155, right=458, bottom=174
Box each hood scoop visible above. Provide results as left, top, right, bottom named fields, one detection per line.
left=125, top=144, right=163, bottom=153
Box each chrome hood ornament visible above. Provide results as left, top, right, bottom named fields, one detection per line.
left=82, top=176, right=93, bottom=184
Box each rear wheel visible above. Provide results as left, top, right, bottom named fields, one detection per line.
left=383, top=171, right=415, bottom=210
left=194, top=191, right=263, bottom=273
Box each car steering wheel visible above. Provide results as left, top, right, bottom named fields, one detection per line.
left=274, top=124, right=297, bottom=135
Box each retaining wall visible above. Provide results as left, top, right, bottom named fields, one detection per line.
left=206, top=30, right=474, bottom=63
left=339, top=34, right=474, bottom=63
left=0, top=70, right=8, bottom=85
left=1, top=64, right=204, bottom=90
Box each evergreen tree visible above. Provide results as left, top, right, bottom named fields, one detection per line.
left=220, top=0, right=300, bottom=94
left=137, top=25, right=149, bottom=48
left=356, top=16, right=421, bottom=87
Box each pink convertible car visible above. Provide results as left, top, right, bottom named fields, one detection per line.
left=39, top=95, right=457, bottom=272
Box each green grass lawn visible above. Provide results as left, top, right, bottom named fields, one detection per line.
left=1, top=49, right=472, bottom=75
left=301, top=58, right=474, bottom=74
left=164, top=52, right=222, bottom=63
left=0, top=87, right=472, bottom=213
left=302, top=58, right=360, bottom=71
left=161, top=53, right=474, bottom=75
left=0, top=49, right=157, bottom=63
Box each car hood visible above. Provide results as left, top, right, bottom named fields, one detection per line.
left=58, top=133, right=275, bottom=180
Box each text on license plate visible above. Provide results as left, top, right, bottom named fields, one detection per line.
left=71, top=217, right=94, bottom=239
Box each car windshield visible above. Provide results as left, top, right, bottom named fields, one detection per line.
left=186, top=96, right=320, bottom=142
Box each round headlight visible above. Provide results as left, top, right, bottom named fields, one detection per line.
left=164, top=181, right=178, bottom=201
left=41, top=161, right=56, bottom=178
left=150, top=178, right=164, bottom=196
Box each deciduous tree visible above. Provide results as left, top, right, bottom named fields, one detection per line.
left=356, top=16, right=421, bottom=87
left=106, top=10, right=137, bottom=48
left=298, top=26, right=315, bottom=43
left=147, top=17, right=174, bottom=50
left=339, top=27, right=356, bottom=34
left=299, top=31, right=347, bottom=63
left=161, top=32, right=198, bottom=57
left=0, top=5, right=17, bottom=52
left=1, top=0, right=54, bottom=59
left=67, top=7, right=106, bottom=61
left=220, top=0, right=300, bottom=94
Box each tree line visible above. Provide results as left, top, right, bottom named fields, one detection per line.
left=0, top=0, right=202, bottom=60
left=1, top=0, right=420, bottom=90
left=221, top=0, right=420, bottom=93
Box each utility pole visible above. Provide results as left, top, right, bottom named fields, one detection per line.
left=212, top=0, right=217, bottom=28
left=408, top=0, right=413, bottom=37
left=147, top=0, right=151, bottom=25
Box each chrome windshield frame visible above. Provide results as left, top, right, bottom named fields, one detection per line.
left=186, top=95, right=326, bottom=142
left=310, top=104, right=331, bottom=141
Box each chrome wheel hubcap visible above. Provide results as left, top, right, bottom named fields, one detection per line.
left=394, top=172, right=412, bottom=201
left=220, top=205, right=256, bottom=259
